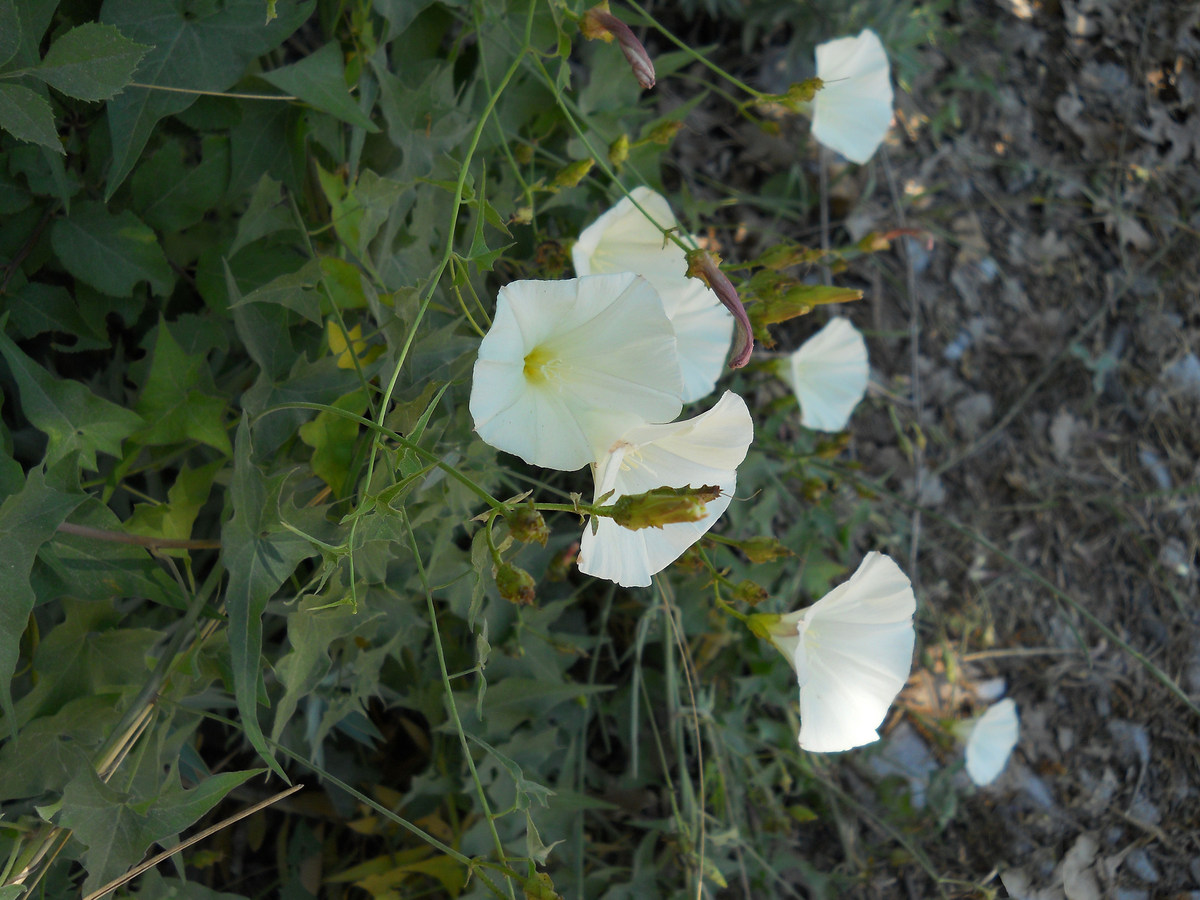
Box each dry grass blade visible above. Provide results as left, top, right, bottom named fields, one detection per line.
left=81, top=784, right=304, bottom=900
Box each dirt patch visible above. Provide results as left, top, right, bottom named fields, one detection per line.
left=665, top=0, right=1199, bottom=894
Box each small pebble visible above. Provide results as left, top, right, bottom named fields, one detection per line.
left=1124, top=848, right=1160, bottom=884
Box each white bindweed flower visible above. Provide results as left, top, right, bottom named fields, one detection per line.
left=577, top=391, right=753, bottom=587
left=783, top=317, right=869, bottom=431
left=573, top=187, right=735, bottom=402
left=470, top=274, right=683, bottom=471
left=764, top=552, right=916, bottom=752
left=965, top=698, right=1019, bottom=786
left=812, top=29, right=894, bottom=164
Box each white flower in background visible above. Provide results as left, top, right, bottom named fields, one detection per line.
left=764, top=552, right=916, bottom=752
left=470, top=274, right=682, bottom=471
left=965, top=698, right=1019, bottom=786
left=783, top=317, right=869, bottom=431
left=573, top=187, right=734, bottom=402
left=812, top=29, right=894, bottom=164
left=577, top=391, right=753, bottom=587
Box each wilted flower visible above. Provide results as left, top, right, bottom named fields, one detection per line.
left=812, top=29, right=894, bottom=164
left=964, top=698, right=1019, bottom=786
left=494, top=562, right=537, bottom=605
left=685, top=249, right=753, bottom=370
left=573, top=187, right=734, bottom=402
left=781, top=317, right=869, bottom=432
left=577, top=391, right=753, bottom=587
left=470, top=274, right=682, bottom=471
left=759, top=552, right=916, bottom=752
left=580, top=2, right=655, bottom=90
left=506, top=506, right=550, bottom=546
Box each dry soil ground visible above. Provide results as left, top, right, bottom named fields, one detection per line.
left=669, top=0, right=1200, bottom=895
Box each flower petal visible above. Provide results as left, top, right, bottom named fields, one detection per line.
left=577, top=391, right=753, bottom=586
left=785, top=317, right=869, bottom=431
left=791, top=552, right=915, bottom=752
left=470, top=274, right=682, bottom=470
left=965, top=698, right=1019, bottom=786
left=574, top=187, right=733, bottom=402
left=812, top=29, right=893, bottom=164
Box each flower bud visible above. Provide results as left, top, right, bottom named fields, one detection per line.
left=580, top=3, right=655, bottom=90
left=643, top=120, right=683, bottom=145
left=506, top=506, right=550, bottom=546
left=685, top=249, right=753, bottom=368
left=733, top=579, right=769, bottom=606
left=609, top=484, right=721, bottom=530
left=494, top=562, right=536, bottom=605
left=785, top=78, right=823, bottom=106
left=551, top=158, right=594, bottom=190
left=523, top=872, right=562, bottom=900
left=752, top=284, right=862, bottom=330
left=608, top=133, right=630, bottom=167
left=738, top=536, right=793, bottom=564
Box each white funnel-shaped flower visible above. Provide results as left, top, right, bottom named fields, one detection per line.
left=577, top=391, right=753, bottom=587
left=784, top=317, right=869, bottom=431
left=812, top=29, right=894, bottom=164
left=470, top=274, right=683, bottom=471
left=573, top=187, right=734, bottom=402
left=767, top=552, right=916, bottom=752
left=965, top=698, right=1019, bottom=786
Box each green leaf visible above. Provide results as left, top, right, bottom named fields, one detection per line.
left=0, top=329, right=145, bottom=470
left=31, top=22, right=149, bottom=101
left=0, top=83, right=61, bottom=153
left=228, top=175, right=296, bottom=256
left=99, top=0, right=315, bottom=197
left=131, top=870, right=253, bottom=899
left=7, top=0, right=58, bottom=69
left=221, top=417, right=319, bottom=776
left=0, top=468, right=84, bottom=733
left=0, top=0, right=21, bottom=68
left=298, top=390, right=367, bottom=496
left=0, top=700, right=119, bottom=801
left=230, top=260, right=323, bottom=324
left=34, top=499, right=187, bottom=610
left=131, top=135, right=230, bottom=233
left=50, top=201, right=173, bottom=297
left=270, top=596, right=371, bottom=744
left=125, top=461, right=221, bottom=556
left=6, top=282, right=111, bottom=352
left=132, top=318, right=232, bottom=455
left=58, top=766, right=262, bottom=897
left=258, top=42, right=378, bottom=131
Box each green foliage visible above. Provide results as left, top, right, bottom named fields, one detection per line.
left=0, top=0, right=943, bottom=897
left=29, top=23, right=149, bottom=102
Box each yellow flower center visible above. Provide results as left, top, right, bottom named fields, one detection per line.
left=523, top=345, right=559, bottom=385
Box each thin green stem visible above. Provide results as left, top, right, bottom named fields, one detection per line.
left=622, top=0, right=766, bottom=101
left=259, top=402, right=508, bottom=513
left=522, top=53, right=699, bottom=257
left=401, top=511, right=519, bottom=900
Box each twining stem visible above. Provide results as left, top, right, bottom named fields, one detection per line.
left=520, top=52, right=697, bottom=258
left=401, top=511, right=519, bottom=900
left=263, top=402, right=509, bottom=513
left=56, top=521, right=222, bottom=550
left=129, top=82, right=296, bottom=100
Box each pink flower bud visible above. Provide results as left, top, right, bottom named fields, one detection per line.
left=580, top=4, right=656, bottom=90
left=685, top=249, right=754, bottom=369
